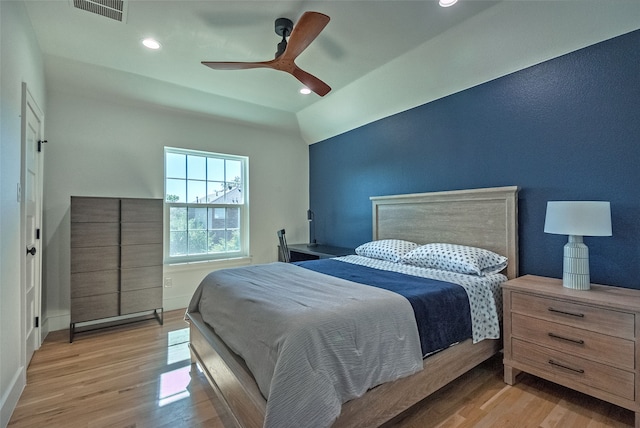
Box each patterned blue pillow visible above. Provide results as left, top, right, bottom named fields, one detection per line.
left=400, top=243, right=508, bottom=276
left=355, top=239, right=418, bottom=263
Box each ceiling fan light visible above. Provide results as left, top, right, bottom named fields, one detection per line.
left=439, top=0, right=458, bottom=7
left=142, top=38, right=161, bottom=50
left=300, top=87, right=312, bottom=95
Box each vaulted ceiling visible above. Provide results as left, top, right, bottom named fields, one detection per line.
left=23, top=1, right=640, bottom=143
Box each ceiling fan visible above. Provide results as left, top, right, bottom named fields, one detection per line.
left=202, top=11, right=331, bottom=97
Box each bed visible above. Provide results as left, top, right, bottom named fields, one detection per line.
left=186, top=185, right=519, bottom=428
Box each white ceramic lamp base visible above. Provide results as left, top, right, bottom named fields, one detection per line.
left=562, top=235, right=590, bottom=290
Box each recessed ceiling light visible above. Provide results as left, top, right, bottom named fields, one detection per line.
left=439, top=0, right=458, bottom=7
left=299, top=87, right=312, bottom=95
left=142, top=38, right=161, bottom=50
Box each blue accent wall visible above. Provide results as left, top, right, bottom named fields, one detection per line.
left=309, top=29, right=640, bottom=289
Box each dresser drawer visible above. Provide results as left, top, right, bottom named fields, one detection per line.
left=511, top=292, right=634, bottom=339
left=71, top=246, right=119, bottom=273
left=121, top=287, right=162, bottom=315
left=71, top=270, right=119, bottom=299
left=71, top=222, right=119, bottom=248
left=121, top=243, right=163, bottom=268
left=511, top=313, right=635, bottom=370
left=71, top=197, right=120, bottom=223
left=71, top=293, right=119, bottom=323
left=512, top=338, right=635, bottom=401
left=121, top=198, right=162, bottom=223
left=121, top=222, right=162, bottom=245
left=121, top=266, right=162, bottom=292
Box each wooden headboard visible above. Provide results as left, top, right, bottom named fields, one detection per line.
left=370, top=186, right=519, bottom=279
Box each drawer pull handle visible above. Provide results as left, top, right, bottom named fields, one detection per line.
left=548, top=307, right=584, bottom=318
left=548, top=332, right=585, bottom=345
left=548, top=359, right=585, bottom=374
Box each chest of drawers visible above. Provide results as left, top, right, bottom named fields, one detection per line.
left=503, top=275, right=640, bottom=427
left=70, top=197, right=163, bottom=341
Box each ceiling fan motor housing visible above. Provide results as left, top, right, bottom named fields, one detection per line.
left=274, top=17, right=293, bottom=58
left=275, top=17, right=293, bottom=37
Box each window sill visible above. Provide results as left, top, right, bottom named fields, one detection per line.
left=164, top=256, right=252, bottom=273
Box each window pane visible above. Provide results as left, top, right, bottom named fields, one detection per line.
left=166, top=153, right=186, bottom=179
left=226, top=159, right=242, bottom=182
left=209, top=208, right=226, bottom=253
left=207, top=157, right=225, bottom=182
left=209, top=207, right=226, bottom=229
left=169, top=231, right=187, bottom=256
left=225, top=159, right=243, bottom=204
left=169, top=207, right=187, bottom=231
left=187, top=180, right=206, bottom=203
left=208, top=230, right=226, bottom=253
left=166, top=179, right=186, bottom=203
left=187, top=155, right=206, bottom=180
left=188, top=230, right=207, bottom=254
left=207, top=181, right=226, bottom=203
left=226, top=230, right=240, bottom=251
left=225, top=185, right=243, bottom=204
left=188, top=207, right=207, bottom=230
left=226, top=207, right=240, bottom=228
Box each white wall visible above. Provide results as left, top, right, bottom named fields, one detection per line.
left=43, top=86, right=310, bottom=331
left=0, top=2, right=46, bottom=426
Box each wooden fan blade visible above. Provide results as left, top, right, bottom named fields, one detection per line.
left=202, top=12, right=331, bottom=95
left=201, top=60, right=276, bottom=71
left=282, top=11, right=330, bottom=60
left=291, top=66, right=331, bottom=97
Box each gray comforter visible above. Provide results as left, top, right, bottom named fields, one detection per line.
left=187, top=262, right=423, bottom=428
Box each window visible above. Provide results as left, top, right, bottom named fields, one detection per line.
left=164, top=147, right=249, bottom=263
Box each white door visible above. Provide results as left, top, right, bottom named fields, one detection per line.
left=22, top=84, right=44, bottom=364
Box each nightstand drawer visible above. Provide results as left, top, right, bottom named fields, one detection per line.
left=511, top=292, right=634, bottom=339
left=512, top=338, right=635, bottom=401
left=512, top=313, right=635, bottom=370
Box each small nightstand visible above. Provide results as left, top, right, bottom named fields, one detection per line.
left=502, top=275, right=640, bottom=428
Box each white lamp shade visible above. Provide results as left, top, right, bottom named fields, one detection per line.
left=544, top=201, right=612, bottom=237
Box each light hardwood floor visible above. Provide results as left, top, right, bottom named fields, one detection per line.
left=9, top=309, right=634, bottom=428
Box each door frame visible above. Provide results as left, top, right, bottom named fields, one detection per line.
left=21, top=82, right=44, bottom=364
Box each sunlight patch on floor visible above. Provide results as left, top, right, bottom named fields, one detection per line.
left=167, top=327, right=191, bottom=365
left=158, top=327, right=192, bottom=406
left=159, top=366, right=192, bottom=406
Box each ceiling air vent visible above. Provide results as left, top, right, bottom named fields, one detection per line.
left=72, top=0, right=127, bottom=22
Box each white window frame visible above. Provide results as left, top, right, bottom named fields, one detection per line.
left=164, top=147, right=249, bottom=264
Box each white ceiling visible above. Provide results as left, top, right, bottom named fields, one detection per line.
left=23, top=0, right=640, bottom=143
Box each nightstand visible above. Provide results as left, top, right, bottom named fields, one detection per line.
left=502, top=275, right=640, bottom=428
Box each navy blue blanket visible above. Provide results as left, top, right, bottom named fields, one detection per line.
left=294, top=259, right=472, bottom=356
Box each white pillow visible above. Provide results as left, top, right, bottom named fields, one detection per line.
left=401, top=243, right=508, bottom=276
left=355, top=239, right=418, bottom=263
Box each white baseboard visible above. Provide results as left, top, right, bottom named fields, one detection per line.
left=1, top=366, right=25, bottom=428
left=46, top=312, right=70, bottom=333
left=163, top=295, right=191, bottom=312
left=40, top=318, right=49, bottom=344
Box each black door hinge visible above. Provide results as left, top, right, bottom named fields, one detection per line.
left=36, top=228, right=40, bottom=239
left=35, top=316, right=39, bottom=328
left=37, top=140, right=48, bottom=152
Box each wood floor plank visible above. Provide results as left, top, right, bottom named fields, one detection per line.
left=8, top=309, right=635, bottom=428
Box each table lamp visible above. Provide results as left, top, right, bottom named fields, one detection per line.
left=544, top=201, right=612, bottom=290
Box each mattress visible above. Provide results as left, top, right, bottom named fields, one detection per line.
left=187, top=256, right=504, bottom=428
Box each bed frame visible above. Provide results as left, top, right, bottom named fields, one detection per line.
left=187, top=185, right=519, bottom=428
